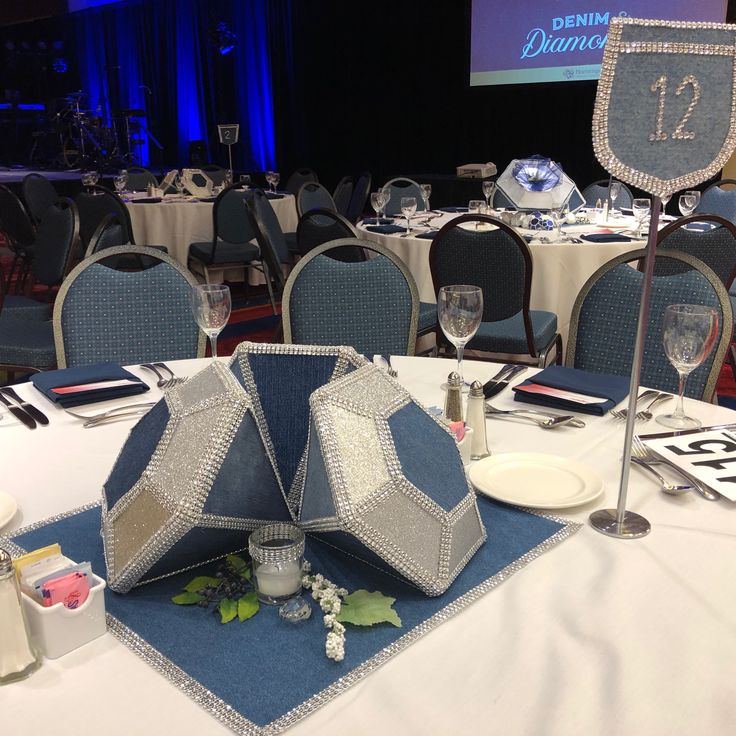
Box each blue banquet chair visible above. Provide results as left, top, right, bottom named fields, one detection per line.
left=566, top=249, right=731, bottom=401
left=188, top=183, right=261, bottom=284
left=295, top=208, right=364, bottom=260
left=75, top=185, right=135, bottom=252
left=581, top=179, right=634, bottom=209
left=296, top=182, right=336, bottom=218
left=21, top=173, right=58, bottom=225
left=282, top=238, right=419, bottom=356
left=429, top=214, right=562, bottom=367
left=345, top=170, right=372, bottom=224
left=332, top=175, right=354, bottom=218
left=381, top=177, right=425, bottom=216
left=201, top=164, right=228, bottom=187
left=285, top=168, right=318, bottom=196
left=53, top=245, right=205, bottom=368
left=125, top=166, right=159, bottom=192
left=0, top=184, right=36, bottom=290
left=696, top=179, right=736, bottom=223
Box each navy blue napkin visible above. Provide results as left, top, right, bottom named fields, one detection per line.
left=196, top=196, right=217, bottom=203
left=581, top=232, right=635, bottom=243
left=416, top=231, right=437, bottom=239
left=31, top=363, right=150, bottom=408
left=439, top=206, right=469, bottom=213
left=684, top=222, right=718, bottom=232
left=512, top=365, right=629, bottom=416
left=362, top=217, right=394, bottom=225
left=130, top=197, right=162, bottom=204
left=365, top=224, right=406, bottom=234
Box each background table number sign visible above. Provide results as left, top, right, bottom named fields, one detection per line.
left=589, top=17, right=736, bottom=539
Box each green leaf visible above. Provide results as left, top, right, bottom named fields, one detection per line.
left=237, top=592, right=259, bottom=621
left=171, top=591, right=203, bottom=605
left=218, top=598, right=238, bottom=624
left=336, top=590, right=401, bottom=627
left=227, top=554, right=251, bottom=579
left=183, top=576, right=221, bottom=593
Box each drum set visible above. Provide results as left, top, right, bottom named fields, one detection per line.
left=29, top=91, right=158, bottom=170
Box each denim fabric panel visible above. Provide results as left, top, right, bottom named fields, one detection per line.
left=61, top=262, right=200, bottom=367
left=247, top=352, right=338, bottom=492
left=657, top=226, right=736, bottom=286
left=574, top=266, right=722, bottom=398
left=0, top=318, right=55, bottom=369
left=103, top=401, right=171, bottom=509
left=469, top=310, right=557, bottom=354
left=203, top=411, right=290, bottom=520
left=12, top=499, right=564, bottom=728
left=217, top=188, right=254, bottom=244
left=299, top=419, right=337, bottom=522
left=387, top=403, right=468, bottom=513
left=289, top=256, right=413, bottom=356
left=697, top=188, right=736, bottom=223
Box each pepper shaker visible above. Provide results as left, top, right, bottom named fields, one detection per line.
left=443, top=372, right=464, bottom=423
left=0, top=549, right=41, bottom=685
left=465, top=381, right=490, bottom=460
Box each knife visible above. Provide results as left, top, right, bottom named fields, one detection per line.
left=483, top=365, right=527, bottom=399
left=0, top=392, right=37, bottom=429
left=0, top=387, right=49, bottom=426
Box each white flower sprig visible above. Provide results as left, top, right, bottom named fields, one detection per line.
left=301, top=561, right=349, bottom=662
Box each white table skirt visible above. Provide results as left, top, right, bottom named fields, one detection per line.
left=358, top=216, right=643, bottom=347
left=2, top=356, right=735, bottom=736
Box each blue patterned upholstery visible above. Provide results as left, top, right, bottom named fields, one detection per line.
left=382, top=178, right=426, bottom=215
left=333, top=175, right=354, bottom=217
left=581, top=180, right=634, bottom=209
left=295, top=209, right=361, bottom=259
left=21, top=173, right=57, bottom=224
left=285, top=168, right=318, bottom=196
left=125, top=167, right=158, bottom=192
left=75, top=187, right=133, bottom=247
left=54, top=246, right=205, bottom=368
left=296, top=182, right=336, bottom=217
left=429, top=215, right=561, bottom=365
left=346, top=171, right=371, bottom=224
left=418, top=301, right=438, bottom=334
left=0, top=317, right=55, bottom=370
left=283, top=238, right=419, bottom=356
left=1, top=295, right=50, bottom=321
left=697, top=183, right=736, bottom=223
left=567, top=249, right=731, bottom=400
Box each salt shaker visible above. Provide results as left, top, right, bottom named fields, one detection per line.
left=0, top=548, right=41, bottom=685
left=443, top=372, right=464, bottom=423
left=465, top=381, right=490, bottom=460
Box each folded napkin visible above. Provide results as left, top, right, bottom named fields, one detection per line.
left=196, top=196, right=217, bottom=203
left=31, top=363, right=150, bottom=408
left=416, top=231, right=437, bottom=239
left=362, top=217, right=394, bottom=226
left=365, top=224, right=406, bottom=234
left=684, top=222, right=718, bottom=232
left=439, top=206, right=469, bottom=213
left=512, top=365, right=630, bottom=416
left=130, top=197, right=162, bottom=204
left=581, top=232, right=635, bottom=243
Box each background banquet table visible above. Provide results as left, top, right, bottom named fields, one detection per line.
left=358, top=213, right=644, bottom=346
left=2, top=356, right=734, bottom=735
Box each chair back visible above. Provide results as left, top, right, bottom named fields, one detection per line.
left=697, top=179, right=736, bottom=222
left=656, top=214, right=736, bottom=288
left=332, top=175, right=354, bottom=217
left=566, top=249, right=731, bottom=401
left=245, top=189, right=289, bottom=289
left=283, top=238, right=419, bottom=356
left=125, top=167, right=158, bottom=192
left=31, top=198, right=80, bottom=286
left=0, top=184, right=35, bottom=246
left=21, top=173, right=58, bottom=224
left=381, top=177, right=425, bottom=215
left=345, top=170, right=371, bottom=223
left=85, top=213, right=127, bottom=257
left=75, top=186, right=134, bottom=247
left=53, top=245, right=205, bottom=368
left=296, top=182, right=336, bottom=218
left=581, top=179, right=634, bottom=209
left=296, top=208, right=362, bottom=260
left=213, top=183, right=255, bottom=248
left=285, top=168, right=318, bottom=196
left=201, top=164, right=228, bottom=186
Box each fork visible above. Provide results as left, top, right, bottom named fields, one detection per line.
left=630, top=438, right=691, bottom=495
left=155, top=362, right=187, bottom=387
left=635, top=393, right=671, bottom=421
left=64, top=402, right=156, bottom=422
left=610, top=389, right=659, bottom=420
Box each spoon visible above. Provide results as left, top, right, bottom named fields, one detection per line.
left=635, top=393, right=672, bottom=421
left=485, top=404, right=586, bottom=428
left=140, top=363, right=172, bottom=388
left=484, top=406, right=577, bottom=429
left=630, top=457, right=691, bottom=495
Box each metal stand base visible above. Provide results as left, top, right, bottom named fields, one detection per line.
left=589, top=509, right=651, bottom=539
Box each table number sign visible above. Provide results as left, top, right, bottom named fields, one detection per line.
left=644, top=428, right=736, bottom=501
left=217, top=123, right=239, bottom=178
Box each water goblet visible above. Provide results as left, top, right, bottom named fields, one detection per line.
left=400, top=196, right=417, bottom=235
left=239, top=174, right=251, bottom=189
left=380, top=187, right=391, bottom=218
left=678, top=193, right=697, bottom=217
left=113, top=173, right=126, bottom=195
left=191, top=283, right=232, bottom=360
left=420, top=183, right=432, bottom=212
left=469, top=199, right=484, bottom=229
left=370, top=191, right=383, bottom=224
left=632, top=198, right=651, bottom=238
left=438, top=285, right=483, bottom=387
left=661, top=193, right=671, bottom=216
left=174, top=175, right=186, bottom=196
left=656, top=304, right=719, bottom=429
left=608, top=181, right=622, bottom=213
left=265, top=171, right=275, bottom=191
left=482, top=180, right=496, bottom=209
left=686, top=190, right=701, bottom=211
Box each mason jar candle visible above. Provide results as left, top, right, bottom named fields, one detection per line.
left=248, top=524, right=305, bottom=605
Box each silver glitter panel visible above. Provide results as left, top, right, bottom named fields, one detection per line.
left=447, top=500, right=488, bottom=577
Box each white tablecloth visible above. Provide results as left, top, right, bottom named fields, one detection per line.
left=359, top=214, right=643, bottom=347
left=2, top=356, right=735, bottom=736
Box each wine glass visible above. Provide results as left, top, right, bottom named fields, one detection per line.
left=438, top=285, right=483, bottom=387
left=420, top=183, right=432, bottom=212
left=679, top=193, right=697, bottom=217
left=656, top=304, right=719, bottom=429
left=400, top=196, right=417, bottom=235
left=191, top=284, right=232, bottom=360
left=550, top=204, right=569, bottom=241
left=661, top=193, right=671, bottom=216
left=113, top=172, right=127, bottom=195
left=469, top=199, right=484, bottom=229
left=370, top=191, right=383, bottom=223
left=609, top=181, right=622, bottom=214
left=686, top=189, right=701, bottom=211
left=632, top=198, right=651, bottom=237
left=265, top=171, right=279, bottom=192
left=239, top=174, right=251, bottom=188
left=482, top=180, right=496, bottom=209
left=174, top=175, right=186, bottom=196
left=380, top=187, right=391, bottom=218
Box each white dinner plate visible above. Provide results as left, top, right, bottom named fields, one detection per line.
left=468, top=453, right=603, bottom=509
left=0, top=491, right=18, bottom=530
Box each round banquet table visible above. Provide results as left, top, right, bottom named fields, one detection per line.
left=127, top=193, right=298, bottom=281
left=1, top=356, right=734, bottom=736
left=358, top=212, right=645, bottom=347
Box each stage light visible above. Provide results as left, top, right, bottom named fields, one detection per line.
left=52, top=57, right=68, bottom=74
left=210, top=21, right=237, bottom=56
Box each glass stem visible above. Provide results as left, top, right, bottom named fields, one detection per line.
left=673, top=371, right=688, bottom=418
left=406, top=216, right=410, bottom=234
left=456, top=345, right=464, bottom=382
left=209, top=334, right=218, bottom=359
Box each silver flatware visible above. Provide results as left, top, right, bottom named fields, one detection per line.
left=483, top=364, right=527, bottom=398
left=0, top=392, right=36, bottom=429
left=83, top=411, right=151, bottom=428
left=485, top=403, right=586, bottom=428
left=140, top=363, right=170, bottom=388
left=636, top=393, right=672, bottom=421
left=630, top=457, right=691, bottom=495
left=64, top=402, right=156, bottom=422
left=0, top=386, right=49, bottom=425
left=484, top=404, right=580, bottom=429
left=154, top=362, right=186, bottom=386
left=610, top=389, right=659, bottom=420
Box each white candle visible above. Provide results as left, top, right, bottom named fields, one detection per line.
left=254, top=560, right=302, bottom=598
